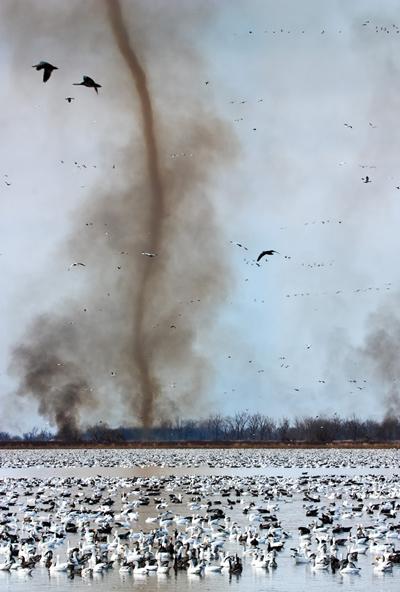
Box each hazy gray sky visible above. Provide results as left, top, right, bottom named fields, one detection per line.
left=1, top=0, right=400, bottom=432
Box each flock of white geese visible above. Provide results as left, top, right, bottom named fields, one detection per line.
left=0, top=449, right=398, bottom=585
left=0, top=447, right=399, bottom=469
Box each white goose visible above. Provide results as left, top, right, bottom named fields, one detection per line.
left=0, top=560, right=11, bottom=571
left=49, top=555, right=69, bottom=573
left=340, top=561, right=361, bottom=575
left=187, top=559, right=204, bottom=575
left=373, top=556, right=393, bottom=573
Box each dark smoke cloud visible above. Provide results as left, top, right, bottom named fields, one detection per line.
left=357, top=303, right=400, bottom=418
left=6, top=0, right=238, bottom=434
left=9, top=316, right=95, bottom=438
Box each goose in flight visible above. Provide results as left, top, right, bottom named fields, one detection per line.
left=32, top=61, right=58, bottom=82
left=69, top=262, right=86, bottom=269
left=257, top=249, right=279, bottom=262
left=73, top=76, right=102, bottom=93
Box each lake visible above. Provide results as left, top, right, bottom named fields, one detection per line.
left=0, top=448, right=398, bottom=592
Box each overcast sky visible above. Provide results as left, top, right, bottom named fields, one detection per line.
left=1, top=1, right=400, bottom=433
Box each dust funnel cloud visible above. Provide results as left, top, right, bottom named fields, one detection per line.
left=7, top=0, right=238, bottom=435
left=106, top=0, right=166, bottom=427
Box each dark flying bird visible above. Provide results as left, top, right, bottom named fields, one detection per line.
left=73, top=76, right=102, bottom=93
left=236, top=242, right=248, bottom=250
left=32, top=61, right=58, bottom=82
left=257, top=249, right=279, bottom=262
left=362, top=176, right=371, bottom=183
left=69, top=262, right=86, bottom=269
left=65, top=97, right=75, bottom=103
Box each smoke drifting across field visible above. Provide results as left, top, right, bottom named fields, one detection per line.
left=356, top=302, right=400, bottom=418
left=7, top=0, right=237, bottom=434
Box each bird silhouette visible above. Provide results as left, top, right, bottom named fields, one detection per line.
left=32, top=61, right=58, bottom=82
left=69, top=262, right=86, bottom=269
left=73, top=75, right=101, bottom=93
left=257, top=250, right=279, bottom=262
left=65, top=97, right=75, bottom=103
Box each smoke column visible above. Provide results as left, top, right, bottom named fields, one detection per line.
left=10, top=316, right=95, bottom=438
left=354, top=303, right=400, bottom=418
left=106, top=0, right=164, bottom=427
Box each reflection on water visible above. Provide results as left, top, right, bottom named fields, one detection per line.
left=0, top=552, right=398, bottom=592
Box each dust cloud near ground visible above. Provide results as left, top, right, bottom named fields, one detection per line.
left=6, top=0, right=238, bottom=434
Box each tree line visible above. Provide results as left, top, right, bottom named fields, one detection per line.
left=0, top=412, right=399, bottom=443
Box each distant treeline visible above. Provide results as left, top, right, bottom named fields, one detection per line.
left=1, top=413, right=400, bottom=443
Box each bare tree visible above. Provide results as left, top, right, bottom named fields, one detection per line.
left=277, top=417, right=290, bottom=441
left=227, top=411, right=250, bottom=439
left=0, top=431, right=12, bottom=441
left=207, top=414, right=225, bottom=440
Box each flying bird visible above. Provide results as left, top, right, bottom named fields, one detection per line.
left=141, top=252, right=157, bottom=258
left=234, top=242, right=248, bottom=250
left=65, top=97, right=75, bottom=103
left=73, top=76, right=102, bottom=93
left=362, top=176, right=371, bottom=183
left=257, top=249, right=279, bottom=262
left=32, top=61, right=58, bottom=82
left=69, top=262, right=86, bottom=269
